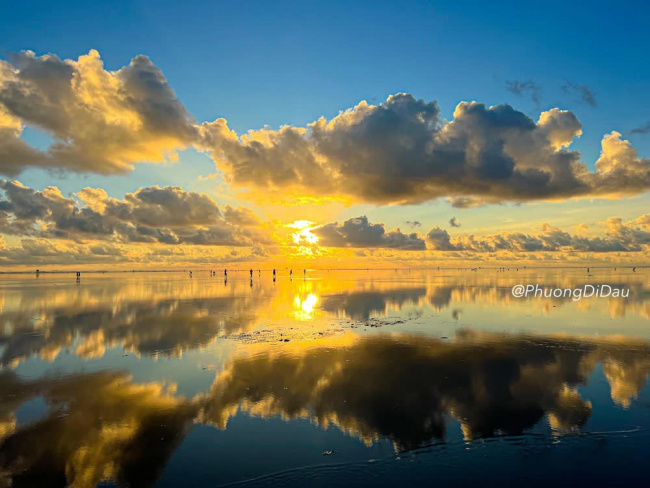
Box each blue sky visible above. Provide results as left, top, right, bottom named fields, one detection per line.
left=4, top=0, right=649, bottom=146
left=2, top=0, right=650, bottom=238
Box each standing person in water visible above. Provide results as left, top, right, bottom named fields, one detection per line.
left=290, top=269, right=293, bottom=279
left=224, top=269, right=228, bottom=278
left=249, top=269, right=253, bottom=278
left=303, top=269, right=306, bottom=277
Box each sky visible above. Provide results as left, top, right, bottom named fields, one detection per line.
left=1, top=0, right=649, bottom=269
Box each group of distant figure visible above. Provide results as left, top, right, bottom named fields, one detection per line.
left=195, top=268, right=307, bottom=286
left=59, top=267, right=309, bottom=286
left=46, top=265, right=640, bottom=281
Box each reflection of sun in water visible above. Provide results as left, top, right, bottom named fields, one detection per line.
left=288, top=220, right=319, bottom=245
left=294, top=293, right=318, bottom=320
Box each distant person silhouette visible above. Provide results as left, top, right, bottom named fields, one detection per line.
left=249, top=269, right=253, bottom=278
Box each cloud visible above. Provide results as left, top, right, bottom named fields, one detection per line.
left=0, top=180, right=271, bottom=247
left=0, top=237, right=271, bottom=267
left=313, top=216, right=426, bottom=250
left=406, top=220, right=421, bottom=228
left=426, top=227, right=458, bottom=251
left=0, top=50, right=197, bottom=175
left=426, top=214, right=650, bottom=253
left=449, top=217, right=461, bottom=227
left=562, top=82, right=597, bottom=107
left=200, top=95, right=650, bottom=207
left=200, top=96, right=584, bottom=205
left=505, top=80, right=541, bottom=106
left=630, top=121, right=650, bottom=135
left=0, top=238, right=135, bottom=267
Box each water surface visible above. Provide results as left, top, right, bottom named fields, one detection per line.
left=1, top=268, right=649, bottom=486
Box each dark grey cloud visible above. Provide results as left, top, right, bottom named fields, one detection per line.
left=201, top=97, right=594, bottom=205
left=406, top=220, right=421, bottom=228
left=562, top=82, right=597, bottom=107
left=314, top=216, right=426, bottom=250
left=201, top=95, right=650, bottom=207
left=505, top=80, right=541, bottom=106
left=449, top=217, right=461, bottom=227
left=631, top=121, right=650, bottom=135
left=426, top=227, right=457, bottom=251
left=0, top=180, right=271, bottom=247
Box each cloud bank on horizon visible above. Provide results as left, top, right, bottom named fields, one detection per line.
left=2, top=177, right=650, bottom=265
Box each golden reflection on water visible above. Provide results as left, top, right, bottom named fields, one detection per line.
left=293, top=293, right=319, bottom=320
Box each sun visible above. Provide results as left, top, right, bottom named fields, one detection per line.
left=288, top=220, right=319, bottom=245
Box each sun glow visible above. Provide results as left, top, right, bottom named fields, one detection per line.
left=288, top=220, right=319, bottom=245
left=293, top=293, right=319, bottom=320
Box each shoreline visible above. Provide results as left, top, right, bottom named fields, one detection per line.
left=1, top=265, right=648, bottom=275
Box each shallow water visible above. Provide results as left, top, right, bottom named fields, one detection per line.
left=1, top=268, right=649, bottom=487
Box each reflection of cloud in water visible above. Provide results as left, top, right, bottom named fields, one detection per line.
left=0, top=370, right=194, bottom=488
left=0, top=297, right=265, bottom=366
left=2, top=330, right=650, bottom=486
left=320, top=287, right=426, bottom=320
left=201, top=331, right=650, bottom=449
